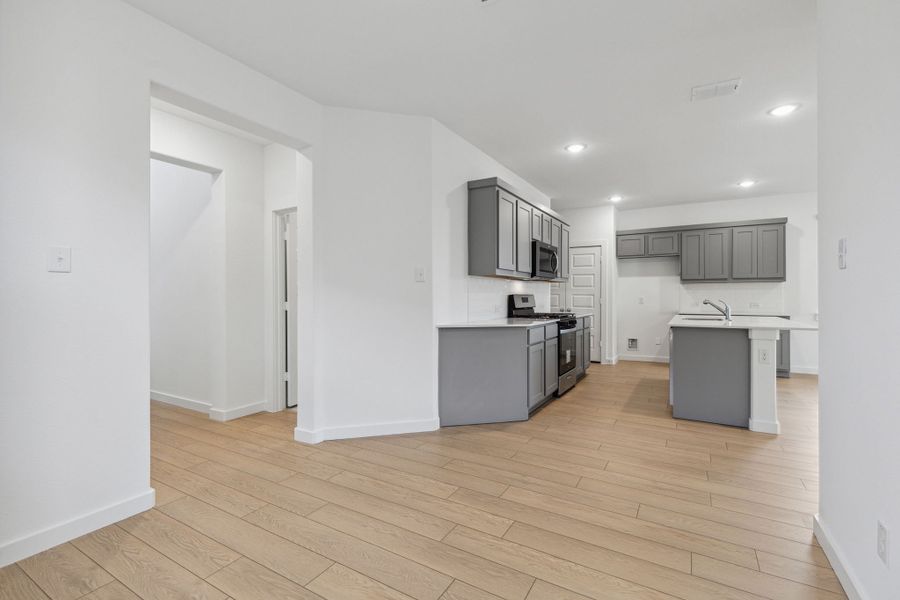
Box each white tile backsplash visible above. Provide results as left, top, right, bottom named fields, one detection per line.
left=467, top=277, right=552, bottom=321
left=679, top=282, right=785, bottom=315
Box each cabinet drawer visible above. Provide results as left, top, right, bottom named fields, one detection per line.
left=528, top=327, right=545, bottom=345
left=544, top=323, right=558, bottom=339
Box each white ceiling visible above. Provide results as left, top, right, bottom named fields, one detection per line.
left=124, top=0, right=816, bottom=210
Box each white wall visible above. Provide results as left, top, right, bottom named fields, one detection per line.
left=817, top=1, right=900, bottom=597
left=613, top=193, right=819, bottom=371
left=150, top=160, right=224, bottom=411
left=0, top=0, right=321, bottom=566
left=431, top=121, right=553, bottom=326
left=150, top=108, right=268, bottom=420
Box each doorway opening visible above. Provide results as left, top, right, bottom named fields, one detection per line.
left=275, top=209, right=298, bottom=410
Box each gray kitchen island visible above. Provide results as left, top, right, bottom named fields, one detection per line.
left=668, top=315, right=817, bottom=434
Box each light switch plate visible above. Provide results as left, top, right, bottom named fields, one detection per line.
left=47, top=247, right=71, bottom=273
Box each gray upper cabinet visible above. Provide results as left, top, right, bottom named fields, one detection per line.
left=703, top=228, right=731, bottom=280
left=647, top=231, right=680, bottom=256
left=732, top=226, right=759, bottom=279
left=757, top=223, right=785, bottom=279
left=550, top=219, right=562, bottom=250
left=616, top=217, right=786, bottom=283
left=531, top=210, right=543, bottom=241
left=468, top=178, right=571, bottom=280
left=617, top=234, right=646, bottom=257
left=497, top=191, right=517, bottom=272
left=681, top=230, right=705, bottom=280
left=515, top=200, right=533, bottom=276
left=560, top=226, right=570, bottom=279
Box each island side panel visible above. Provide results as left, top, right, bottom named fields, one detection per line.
left=439, top=327, right=529, bottom=426
left=670, top=327, right=751, bottom=428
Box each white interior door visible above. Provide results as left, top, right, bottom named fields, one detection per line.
left=568, top=246, right=603, bottom=362
left=279, top=211, right=299, bottom=409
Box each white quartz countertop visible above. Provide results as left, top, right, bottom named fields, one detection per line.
left=437, top=318, right=557, bottom=329
left=668, top=315, right=818, bottom=331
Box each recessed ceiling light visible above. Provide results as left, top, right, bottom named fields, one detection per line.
left=767, top=104, right=800, bottom=117
left=737, top=180, right=756, bottom=188
left=564, top=143, right=586, bottom=154
left=609, top=195, right=623, bottom=203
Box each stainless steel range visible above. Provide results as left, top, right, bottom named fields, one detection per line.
left=508, top=294, right=579, bottom=396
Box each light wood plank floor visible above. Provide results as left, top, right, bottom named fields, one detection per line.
left=1, top=362, right=844, bottom=600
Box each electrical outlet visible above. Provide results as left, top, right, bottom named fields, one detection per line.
left=759, top=349, right=772, bottom=365
left=414, top=266, right=426, bottom=283
left=877, top=521, right=889, bottom=566
left=47, top=246, right=72, bottom=273
left=655, top=337, right=661, bottom=346
left=638, top=296, right=645, bottom=305
left=749, top=302, right=761, bottom=309
left=838, top=237, right=848, bottom=270
left=493, top=304, right=501, bottom=314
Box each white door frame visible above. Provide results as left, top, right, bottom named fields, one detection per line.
left=569, top=239, right=615, bottom=364
left=272, top=208, right=298, bottom=412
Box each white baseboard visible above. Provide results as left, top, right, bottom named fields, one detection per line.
left=0, top=489, right=155, bottom=568
left=748, top=418, right=780, bottom=434
left=791, top=366, right=819, bottom=375
left=150, top=390, right=210, bottom=414
left=209, top=401, right=266, bottom=422
left=814, top=515, right=866, bottom=600
left=295, top=418, right=439, bottom=445
left=618, top=355, right=670, bottom=364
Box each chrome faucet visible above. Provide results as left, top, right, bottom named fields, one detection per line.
left=703, top=299, right=732, bottom=321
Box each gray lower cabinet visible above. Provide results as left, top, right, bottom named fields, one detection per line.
left=647, top=231, right=680, bottom=256
left=545, top=336, right=559, bottom=395
left=527, top=342, right=545, bottom=409
left=617, top=234, right=646, bottom=258
left=777, top=329, right=791, bottom=377
left=574, top=328, right=585, bottom=376
left=515, top=200, right=532, bottom=276
left=583, top=322, right=591, bottom=371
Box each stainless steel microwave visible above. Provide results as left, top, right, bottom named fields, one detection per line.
left=532, top=240, right=560, bottom=279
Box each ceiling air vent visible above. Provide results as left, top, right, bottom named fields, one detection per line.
left=691, top=78, right=742, bottom=102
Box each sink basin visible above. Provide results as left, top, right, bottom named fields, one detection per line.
left=682, top=316, right=725, bottom=321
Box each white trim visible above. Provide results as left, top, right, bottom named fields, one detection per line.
left=294, top=418, right=439, bottom=445
left=209, top=401, right=266, bottom=422
left=791, top=366, right=819, bottom=375
left=747, top=418, right=780, bottom=434
left=618, top=355, right=670, bottom=364
left=814, top=515, right=866, bottom=600
left=569, top=239, right=615, bottom=364
left=150, top=390, right=211, bottom=414
left=0, top=489, right=154, bottom=568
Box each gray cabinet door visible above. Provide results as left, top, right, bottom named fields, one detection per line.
left=681, top=230, right=705, bottom=280
left=541, top=214, right=552, bottom=243
left=516, top=200, right=532, bottom=276
left=647, top=231, right=680, bottom=255
left=574, top=329, right=585, bottom=376
left=616, top=234, right=646, bottom=257
left=497, top=191, right=516, bottom=271
left=758, top=223, right=785, bottom=279
left=560, top=226, right=570, bottom=279
left=583, top=326, right=591, bottom=371
left=703, top=228, right=731, bottom=280
left=732, top=226, right=758, bottom=279
left=550, top=219, right=562, bottom=250
left=527, top=342, right=545, bottom=409
left=531, top=210, right=543, bottom=241
left=544, top=337, right=559, bottom=396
